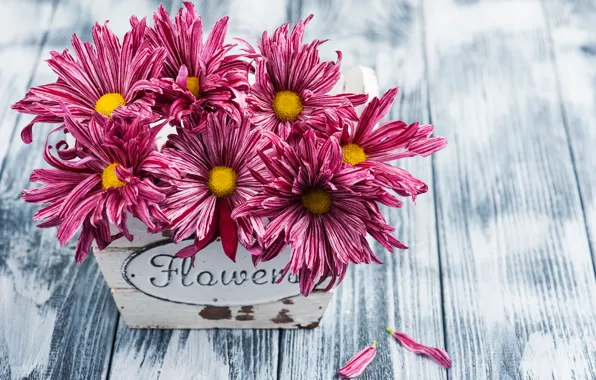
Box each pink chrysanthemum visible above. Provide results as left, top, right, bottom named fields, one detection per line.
left=158, top=112, right=264, bottom=262
left=139, top=2, right=250, bottom=132
left=232, top=131, right=405, bottom=296
left=12, top=19, right=166, bottom=143
left=338, top=87, right=447, bottom=200
left=23, top=109, right=177, bottom=262
left=244, top=15, right=367, bottom=139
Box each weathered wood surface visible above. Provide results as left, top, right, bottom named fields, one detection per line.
left=543, top=0, right=596, bottom=262
left=110, top=327, right=280, bottom=380
left=0, top=1, right=55, bottom=173
left=1, top=0, right=596, bottom=379
left=0, top=0, right=126, bottom=379
left=425, top=0, right=596, bottom=378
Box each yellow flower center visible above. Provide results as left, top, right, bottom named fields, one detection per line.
left=272, top=90, right=303, bottom=121
left=208, top=166, right=237, bottom=198
left=342, top=143, right=367, bottom=166
left=102, top=163, right=127, bottom=190
left=94, top=93, right=126, bottom=118
left=186, top=76, right=200, bottom=98
left=300, top=188, right=332, bottom=215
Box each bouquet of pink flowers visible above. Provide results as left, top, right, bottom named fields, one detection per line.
left=13, top=3, right=446, bottom=296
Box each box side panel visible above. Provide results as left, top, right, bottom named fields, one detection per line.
left=94, top=250, right=132, bottom=289
left=111, top=289, right=333, bottom=329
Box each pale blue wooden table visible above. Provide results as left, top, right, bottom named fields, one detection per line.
left=1, top=0, right=596, bottom=379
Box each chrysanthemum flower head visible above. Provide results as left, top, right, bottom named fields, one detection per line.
left=157, top=111, right=265, bottom=262
left=139, top=2, right=250, bottom=132
left=338, top=86, right=447, bottom=200
left=22, top=108, right=177, bottom=262
left=233, top=130, right=405, bottom=296
left=12, top=19, right=166, bottom=143
left=244, top=15, right=368, bottom=140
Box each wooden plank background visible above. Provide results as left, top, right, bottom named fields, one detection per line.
left=0, top=0, right=595, bottom=379
left=426, top=0, right=596, bottom=378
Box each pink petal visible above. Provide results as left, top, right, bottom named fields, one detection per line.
left=195, top=210, right=218, bottom=252
left=176, top=244, right=198, bottom=258
left=387, top=328, right=452, bottom=369
left=354, top=86, right=398, bottom=142
left=217, top=199, right=238, bottom=262
left=338, top=341, right=377, bottom=379
left=175, top=244, right=198, bottom=267
left=75, top=220, right=95, bottom=263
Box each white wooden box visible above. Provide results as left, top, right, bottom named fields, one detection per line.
left=94, top=218, right=334, bottom=329
left=93, top=67, right=378, bottom=329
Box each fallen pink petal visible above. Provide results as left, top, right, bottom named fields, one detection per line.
left=337, top=341, right=377, bottom=379
left=386, top=328, right=452, bottom=369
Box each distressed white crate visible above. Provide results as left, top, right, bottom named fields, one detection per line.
left=94, top=217, right=334, bottom=329
left=93, top=66, right=378, bottom=329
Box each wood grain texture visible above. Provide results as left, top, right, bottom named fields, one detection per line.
left=110, top=327, right=280, bottom=380
left=279, top=0, right=448, bottom=379
left=543, top=0, right=596, bottom=265
left=424, top=0, right=596, bottom=378
left=0, top=0, right=172, bottom=379
left=0, top=0, right=56, bottom=174
left=106, top=1, right=290, bottom=378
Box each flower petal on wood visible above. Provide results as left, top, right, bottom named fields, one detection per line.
left=386, top=328, right=452, bottom=369
left=337, top=341, right=377, bottom=379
